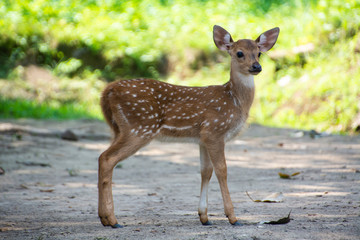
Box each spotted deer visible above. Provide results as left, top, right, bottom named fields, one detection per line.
left=98, top=25, right=280, bottom=228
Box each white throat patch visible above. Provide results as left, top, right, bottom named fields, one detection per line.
left=234, top=72, right=255, bottom=88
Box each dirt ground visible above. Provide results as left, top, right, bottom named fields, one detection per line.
left=0, top=119, right=359, bottom=240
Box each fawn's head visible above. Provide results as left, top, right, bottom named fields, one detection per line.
left=213, top=25, right=279, bottom=76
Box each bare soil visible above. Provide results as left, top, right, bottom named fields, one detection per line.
left=0, top=119, right=359, bottom=240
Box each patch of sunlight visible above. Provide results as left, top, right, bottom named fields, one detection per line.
left=289, top=184, right=338, bottom=191
left=287, top=191, right=349, bottom=197
left=64, top=182, right=97, bottom=188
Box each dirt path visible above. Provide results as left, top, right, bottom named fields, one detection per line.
left=0, top=119, right=359, bottom=240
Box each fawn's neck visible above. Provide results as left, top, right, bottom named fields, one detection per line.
left=227, top=69, right=255, bottom=113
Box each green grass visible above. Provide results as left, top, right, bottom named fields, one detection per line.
left=0, top=97, right=100, bottom=119
left=0, top=0, right=359, bottom=133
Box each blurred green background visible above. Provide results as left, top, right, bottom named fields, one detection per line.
left=0, top=0, right=359, bottom=133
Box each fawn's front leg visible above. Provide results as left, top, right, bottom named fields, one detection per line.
left=203, top=138, right=242, bottom=226
left=198, top=145, right=213, bottom=225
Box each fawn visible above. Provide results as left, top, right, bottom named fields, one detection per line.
left=98, top=25, right=279, bottom=228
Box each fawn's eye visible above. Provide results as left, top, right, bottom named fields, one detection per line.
left=236, top=51, right=244, bottom=58
left=258, top=52, right=262, bottom=58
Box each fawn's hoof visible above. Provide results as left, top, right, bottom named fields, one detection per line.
left=100, top=217, right=109, bottom=226
left=231, top=221, right=243, bottom=226
left=202, top=220, right=212, bottom=226
left=111, top=223, right=124, bottom=228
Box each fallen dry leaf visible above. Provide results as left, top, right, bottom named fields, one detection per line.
left=263, top=211, right=292, bottom=225
left=278, top=172, right=290, bottom=178
left=262, top=192, right=284, bottom=203
left=246, top=191, right=284, bottom=203
left=278, top=171, right=300, bottom=179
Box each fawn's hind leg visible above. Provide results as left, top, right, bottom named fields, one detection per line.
left=98, top=134, right=151, bottom=228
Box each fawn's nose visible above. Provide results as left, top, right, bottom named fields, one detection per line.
left=250, top=62, right=262, bottom=73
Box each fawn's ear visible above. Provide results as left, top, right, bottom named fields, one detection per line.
left=255, top=27, right=280, bottom=52
left=213, top=25, right=234, bottom=51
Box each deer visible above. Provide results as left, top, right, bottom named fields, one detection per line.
left=98, top=25, right=280, bottom=228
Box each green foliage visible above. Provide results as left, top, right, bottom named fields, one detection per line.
left=54, top=58, right=82, bottom=76
left=0, top=0, right=359, bottom=133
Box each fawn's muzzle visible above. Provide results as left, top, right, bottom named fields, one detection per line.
left=249, top=62, right=262, bottom=73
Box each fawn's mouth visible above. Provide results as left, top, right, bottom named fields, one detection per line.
left=249, top=69, right=262, bottom=75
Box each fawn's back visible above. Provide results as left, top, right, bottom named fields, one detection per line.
left=101, top=77, right=252, bottom=143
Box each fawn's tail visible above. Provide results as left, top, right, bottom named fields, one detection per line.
left=100, top=83, right=120, bottom=140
